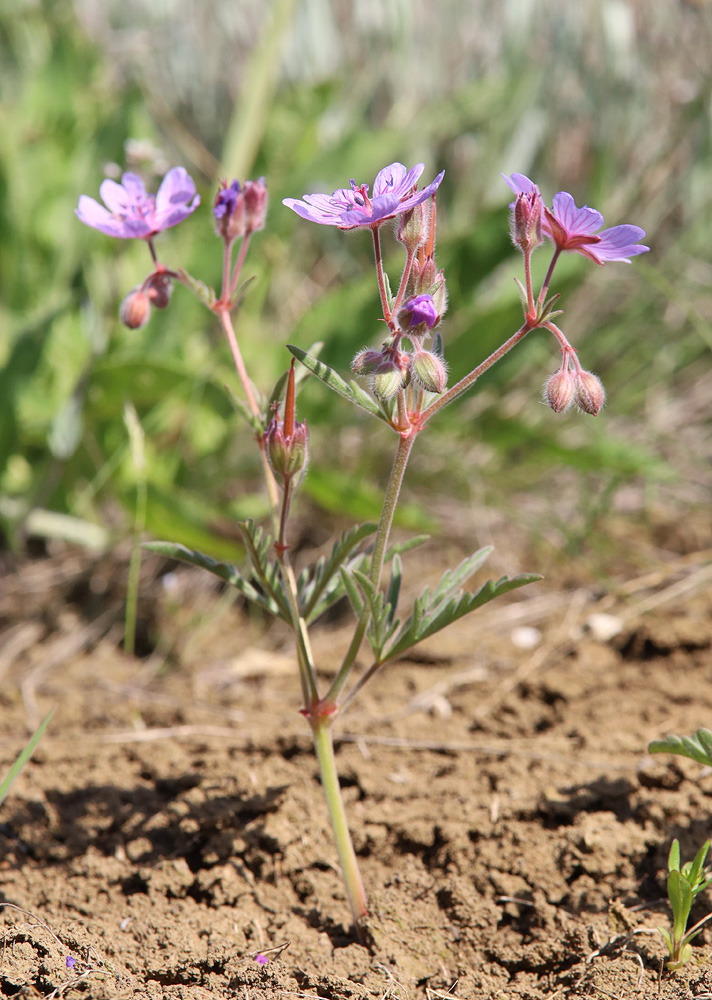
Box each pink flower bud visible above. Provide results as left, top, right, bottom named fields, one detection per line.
left=145, top=273, right=173, bottom=309
left=411, top=349, right=447, bottom=393
left=243, top=178, right=268, bottom=233
left=351, top=349, right=384, bottom=375
left=511, top=190, right=543, bottom=252
left=544, top=368, right=575, bottom=413
left=574, top=371, right=606, bottom=416
left=119, top=288, right=151, bottom=329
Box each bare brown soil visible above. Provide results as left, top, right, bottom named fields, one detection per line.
left=2, top=506, right=712, bottom=999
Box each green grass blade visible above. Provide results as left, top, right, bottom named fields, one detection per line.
left=0, top=708, right=55, bottom=808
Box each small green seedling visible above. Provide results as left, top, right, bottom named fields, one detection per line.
left=0, top=708, right=55, bottom=809
left=660, top=839, right=712, bottom=970
left=649, top=728, right=712, bottom=768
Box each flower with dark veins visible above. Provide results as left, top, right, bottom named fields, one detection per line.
left=283, top=162, right=444, bottom=230
left=76, top=167, right=200, bottom=240
left=503, top=173, right=649, bottom=264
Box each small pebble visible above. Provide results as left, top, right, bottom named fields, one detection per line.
left=511, top=626, right=542, bottom=650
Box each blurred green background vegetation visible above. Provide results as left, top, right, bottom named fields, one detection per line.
left=1, top=0, right=710, bottom=563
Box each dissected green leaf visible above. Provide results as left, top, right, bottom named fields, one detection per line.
left=649, top=728, right=712, bottom=768
left=382, top=566, right=540, bottom=663
left=287, top=345, right=386, bottom=420
left=236, top=520, right=292, bottom=622
left=349, top=567, right=400, bottom=659
left=145, top=538, right=290, bottom=622
left=299, top=522, right=377, bottom=622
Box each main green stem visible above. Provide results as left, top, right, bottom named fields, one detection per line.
left=326, top=429, right=417, bottom=704
left=311, top=716, right=368, bottom=926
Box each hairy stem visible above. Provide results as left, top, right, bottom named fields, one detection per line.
left=326, top=430, right=416, bottom=704
left=311, top=716, right=368, bottom=930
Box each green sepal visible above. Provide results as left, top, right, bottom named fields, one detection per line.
left=288, top=345, right=387, bottom=421
left=178, top=268, right=217, bottom=309
left=649, top=728, right=712, bottom=768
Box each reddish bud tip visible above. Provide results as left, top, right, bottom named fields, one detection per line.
left=119, top=288, right=151, bottom=329
left=544, top=368, right=575, bottom=413
left=574, top=371, right=606, bottom=416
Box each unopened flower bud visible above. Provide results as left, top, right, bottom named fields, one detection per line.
left=264, top=360, right=309, bottom=477
left=398, top=294, right=439, bottom=333
left=412, top=257, right=448, bottom=317
left=243, top=178, right=268, bottom=233
left=372, top=358, right=408, bottom=400
left=265, top=418, right=309, bottom=476
left=351, top=349, right=384, bottom=375
left=544, top=368, right=575, bottom=413
left=396, top=201, right=428, bottom=252
left=511, top=190, right=543, bottom=252
left=411, top=349, right=447, bottom=394
left=214, top=177, right=269, bottom=243
left=145, top=272, right=173, bottom=309
left=120, top=288, right=151, bottom=329
left=574, top=371, right=606, bottom=416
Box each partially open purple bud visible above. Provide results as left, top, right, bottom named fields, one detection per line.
left=574, top=371, right=606, bottom=416
left=120, top=288, right=151, bottom=329
left=214, top=180, right=244, bottom=242
left=411, top=349, right=447, bottom=394
left=397, top=294, right=439, bottom=333
left=214, top=178, right=268, bottom=243
left=544, top=368, right=575, bottom=413
left=351, top=349, right=384, bottom=375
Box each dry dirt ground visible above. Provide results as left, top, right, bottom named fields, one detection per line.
left=2, top=503, right=712, bottom=1000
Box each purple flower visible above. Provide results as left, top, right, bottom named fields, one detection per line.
left=66, top=956, right=77, bottom=970
left=503, top=173, right=649, bottom=264
left=283, top=162, right=444, bottom=230
left=255, top=953, right=269, bottom=966
left=76, top=167, right=200, bottom=240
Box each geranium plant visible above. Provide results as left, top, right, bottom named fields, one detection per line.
left=77, top=160, right=648, bottom=933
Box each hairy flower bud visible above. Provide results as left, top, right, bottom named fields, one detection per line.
left=120, top=288, right=151, bottom=329
left=351, top=349, right=384, bottom=375
left=411, top=349, right=447, bottom=394
left=544, top=368, right=575, bottom=413
left=511, top=190, right=543, bottom=252
left=411, top=257, right=448, bottom=318
left=574, top=371, right=606, bottom=416
left=264, top=360, right=309, bottom=478
left=371, top=354, right=411, bottom=400
left=243, top=178, right=268, bottom=233
left=396, top=201, right=428, bottom=252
